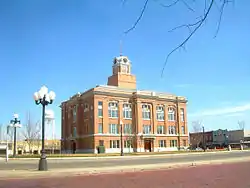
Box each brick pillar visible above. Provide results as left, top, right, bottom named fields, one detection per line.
left=152, top=103, right=157, bottom=152
left=164, top=104, right=168, bottom=134
left=102, top=99, right=109, bottom=134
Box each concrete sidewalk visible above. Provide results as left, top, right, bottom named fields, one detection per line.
left=0, top=156, right=249, bottom=180
left=2, top=150, right=249, bottom=161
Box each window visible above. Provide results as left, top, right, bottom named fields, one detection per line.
left=170, top=140, right=177, bottom=147
left=124, top=124, right=132, bottom=134
left=98, top=123, right=103, bottom=133
left=181, top=126, right=185, bottom=134
left=84, top=103, right=89, bottom=112
left=180, top=108, right=185, bottom=122
left=168, top=107, right=175, bottom=121
left=159, top=140, right=166, bottom=147
left=109, top=124, right=119, bottom=134
left=142, top=104, right=150, bottom=119
left=123, top=103, right=132, bottom=119
left=73, top=127, right=77, bottom=138
left=182, top=140, right=187, bottom=146
left=73, top=106, right=77, bottom=122
left=98, top=101, right=103, bottom=117
left=156, top=105, right=164, bottom=121
left=108, top=102, right=118, bottom=118
left=110, top=140, right=120, bottom=148
left=157, top=125, right=165, bottom=134
left=168, top=126, right=176, bottom=134
left=124, top=140, right=132, bottom=148
left=99, top=140, right=104, bottom=146
left=143, top=125, right=151, bottom=134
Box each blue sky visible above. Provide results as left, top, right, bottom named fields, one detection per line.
left=0, top=0, right=250, bottom=138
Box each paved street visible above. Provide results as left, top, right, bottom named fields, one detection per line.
left=0, top=151, right=250, bottom=171
left=1, top=161, right=250, bottom=188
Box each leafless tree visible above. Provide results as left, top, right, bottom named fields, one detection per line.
left=191, top=121, right=203, bottom=147
left=22, top=112, right=41, bottom=153
left=122, top=0, right=234, bottom=76
left=238, top=120, right=245, bottom=130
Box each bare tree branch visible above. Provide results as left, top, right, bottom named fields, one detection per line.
left=160, top=0, right=214, bottom=77
left=124, top=0, right=149, bottom=34
left=238, top=120, right=245, bottom=130
left=213, top=0, right=227, bottom=38
left=22, top=111, right=41, bottom=153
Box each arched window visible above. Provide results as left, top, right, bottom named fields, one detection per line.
left=108, top=102, right=118, bottom=118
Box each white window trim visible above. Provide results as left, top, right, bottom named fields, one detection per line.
left=123, top=103, right=132, bottom=119
left=142, top=104, right=151, bottom=120
left=168, top=107, right=175, bottom=122
left=156, top=105, right=165, bottom=121
left=143, top=125, right=152, bottom=134
left=108, top=101, right=118, bottom=118
left=109, top=124, right=119, bottom=134
left=157, top=125, right=165, bottom=134
left=159, top=140, right=166, bottom=148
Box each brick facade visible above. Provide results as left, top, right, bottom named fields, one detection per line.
left=60, top=55, right=188, bottom=154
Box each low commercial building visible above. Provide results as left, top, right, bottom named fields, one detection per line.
left=60, top=55, right=189, bottom=154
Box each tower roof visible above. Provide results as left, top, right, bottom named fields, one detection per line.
left=113, top=56, right=131, bottom=65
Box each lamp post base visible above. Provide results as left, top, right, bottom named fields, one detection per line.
left=38, top=157, right=48, bottom=171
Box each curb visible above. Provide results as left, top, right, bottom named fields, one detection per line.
left=5, top=150, right=250, bottom=161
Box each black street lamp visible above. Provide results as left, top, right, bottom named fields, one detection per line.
left=33, top=86, right=56, bottom=171
left=202, top=126, right=205, bottom=152
left=9, top=114, right=21, bottom=157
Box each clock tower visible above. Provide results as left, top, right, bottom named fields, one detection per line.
left=107, top=55, right=137, bottom=89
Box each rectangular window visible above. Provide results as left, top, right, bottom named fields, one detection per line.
left=181, top=126, right=185, bottom=134
left=168, top=107, right=175, bottom=121
left=124, top=140, right=132, bottom=148
left=98, top=123, right=103, bottom=133
left=123, top=104, right=132, bottom=119
left=109, top=124, right=119, bottom=134
left=142, top=104, right=151, bottom=120
left=110, top=140, right=120, bottom=148
left=98, top=101, right=103, bottom=117
left=73, top=106, right=77, bottom=122
left=168, top=126, right=176, bottom=134
left=170, top=140, right=177, bottom=147
left=156, top=106, right=165, bottom=121
left=124, top=124, right=132, bottom=134
left=157, top=125, right=165, bottom=134
left=159, top=140, right=166, bottom=147
left=108, top=102, right=118, bottom=118
left=143, top=125, right=151, bottom=134
left=180, top=108, right=185, bottom=122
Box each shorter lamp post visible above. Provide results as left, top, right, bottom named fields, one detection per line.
left=9, top=114, right=22, bottom=157
left=33, top=86, right=56, bottom=171
left=202, top=125, right=205, bottom=152
left=120, top=120, right=124, bottom=156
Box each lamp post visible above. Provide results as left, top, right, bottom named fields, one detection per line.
left=120, top=120, right=124, bottom=156
left=33, top=86, right=56, bottom=171
left=9, top=114, right=22, bottom=157
left=202, top=126, right=205, bottom=152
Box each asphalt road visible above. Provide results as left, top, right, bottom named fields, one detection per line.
left=0, top=151, right=250, bottom=171
left=2, top=161, right=250, bottom=188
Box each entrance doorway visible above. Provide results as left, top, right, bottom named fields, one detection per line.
left=144, top=139, right=152, bottom=152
